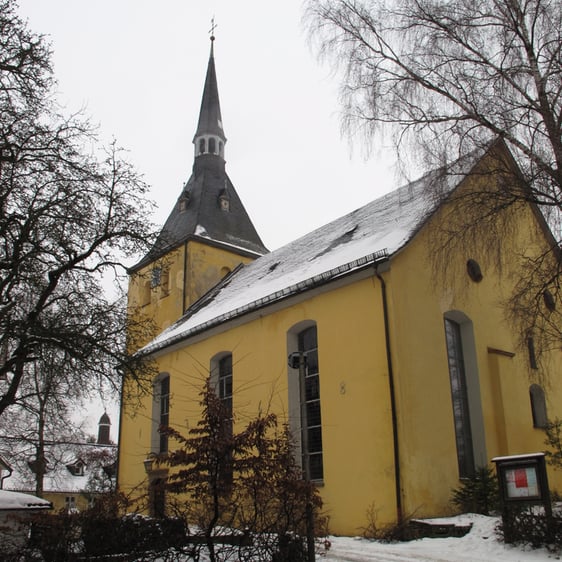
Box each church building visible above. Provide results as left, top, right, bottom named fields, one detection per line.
left=118, top=36, right=562, bottom=536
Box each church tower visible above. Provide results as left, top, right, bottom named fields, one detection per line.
left=128, top=36, right=268, bottom=344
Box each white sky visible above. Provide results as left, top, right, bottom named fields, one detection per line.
left=14, top=1, right=401, bottom=435
left=16, top=0, right=397, bottom=253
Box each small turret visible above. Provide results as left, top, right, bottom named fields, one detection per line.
left=97, top=413, right=111, bottom=445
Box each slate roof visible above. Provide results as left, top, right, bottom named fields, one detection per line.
left=142, top=146, right=488, bottom=356
left=135, top=160, right=268, bottom=271
left=194, top=39, right=225, bottom=142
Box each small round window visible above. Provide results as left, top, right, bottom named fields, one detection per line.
left=466, top=259, right=483, bottom=282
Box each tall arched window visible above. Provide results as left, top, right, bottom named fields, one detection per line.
left=287, top=322, right=324, bottom=481
left=141, top=279, right=151, bottom=306
left=210, top=352, right=233, bottom=489
left=149, top=477, right=166, bottom=518
left=199, top=138, right=206, bottom=154
left=530, top=384, right=548, bottom=428
left=218, top=354, right=233, bottom=415
left=209, top=137, right=216, bottom=154
left=444, top=312, right=486, bottom=478
left=151, top=373, right=170, bottom=454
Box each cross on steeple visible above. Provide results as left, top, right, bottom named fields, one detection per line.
left=209, top=17, right=217, bottom=41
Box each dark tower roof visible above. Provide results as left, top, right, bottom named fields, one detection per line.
left=194, top=39, right=225, bottom=142
left=132, top=37, right=268, bottom=272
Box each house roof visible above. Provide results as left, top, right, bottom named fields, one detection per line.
left=0, top=490, right=51, bottom=511
left=0, top=439, right=117, bottom=495
left=141, top=147, right=489, bottom=356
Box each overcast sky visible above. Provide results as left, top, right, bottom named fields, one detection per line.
left=14, top=1, right=399, bottom=434
left=16, top=0, right=398, bottom=254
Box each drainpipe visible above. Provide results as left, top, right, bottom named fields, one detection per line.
left=375, top=263, right=403, bottom=526
left=0, top=464, right=12, bottom=489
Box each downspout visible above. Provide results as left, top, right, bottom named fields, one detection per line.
left=0, top=465, right=12, bottom=489
left=115, top=369, right=125, bottom=493
left=375, top=263, right=403, bottom=525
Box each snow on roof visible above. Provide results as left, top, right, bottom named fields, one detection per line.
left=143, top=149, right=485, bottom=355
left=0, top=490, right=51, bottom=511
left=0, top=440, right=117, bottom=495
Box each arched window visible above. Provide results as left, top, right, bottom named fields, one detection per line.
left=160, top=269, right=170, bottom=297
left=210, top=352, right=233, bottom=489
left=151, top=374, right=170, bottom=454
left=287, top=322, right=323, bottom=481
left=199, top=138, right=206, bottom=154
left=141, top=279, right=151, bottom=306
left=149, top=477, right=166, bottom=518
left=444, top=312, right=486, bottom=478
left=209, top=137, right=216, bottom=154
left=218, top=354, right=233, bottom=414
left=530, top=384, right=548, bottom=428
left=219, top=141, right=224, bottom=157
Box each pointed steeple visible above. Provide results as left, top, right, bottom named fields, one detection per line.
left=131, top=34, right=268, bottom=273
left=193, top=36, right=226, bottom=161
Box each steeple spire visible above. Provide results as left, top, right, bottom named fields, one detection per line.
left=193, top=29, right=226, bottom=161
left=131, top=32, right=268, bottom=274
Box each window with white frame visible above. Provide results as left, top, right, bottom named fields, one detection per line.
left=151, top=374, right=170, bottom=454
left=65, top=496, right=76, bottom=511
left=288, top=322, right=324, bottom=482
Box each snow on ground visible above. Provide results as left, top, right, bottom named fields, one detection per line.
left=323, top=514, right=559, bottom=562
left=155, top=514, right=560, bottom=562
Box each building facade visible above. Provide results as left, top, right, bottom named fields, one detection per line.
left=118, top=38, right=562, bottom=536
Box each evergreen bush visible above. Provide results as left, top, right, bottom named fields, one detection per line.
left=450, top=466, right=499, bottom=515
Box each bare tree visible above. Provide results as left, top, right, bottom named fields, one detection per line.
left=305, top=0, right=562, bottom=355
left=0, top=346, right=95, bottom=497
left=0, top=0, right=156, bottom=418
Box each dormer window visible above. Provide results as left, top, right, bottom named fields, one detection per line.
left=179, top=191, right=190, bottom=212
left=219, top=195, right=230, bottom=212
left=66, top=460, right=85, bottom=477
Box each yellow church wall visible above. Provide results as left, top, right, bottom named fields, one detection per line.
left=119, top=274, right=399, bottom=536
left=120, top=149, right=562, bottom=536
left=127, top=241, right=256, bottom=349
left=185, top=240, right=256, bottom=309
left=385, top=173, right=562, bottom=519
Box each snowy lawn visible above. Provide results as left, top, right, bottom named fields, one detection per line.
left=323, top=514, right=560, bottom=562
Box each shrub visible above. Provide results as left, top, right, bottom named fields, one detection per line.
left=451, top=466, right=499, bottom=515
left=496, top=507, right=562, bottom=548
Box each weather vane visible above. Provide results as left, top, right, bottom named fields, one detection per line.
left=209, top=17, right=218, bottom=41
